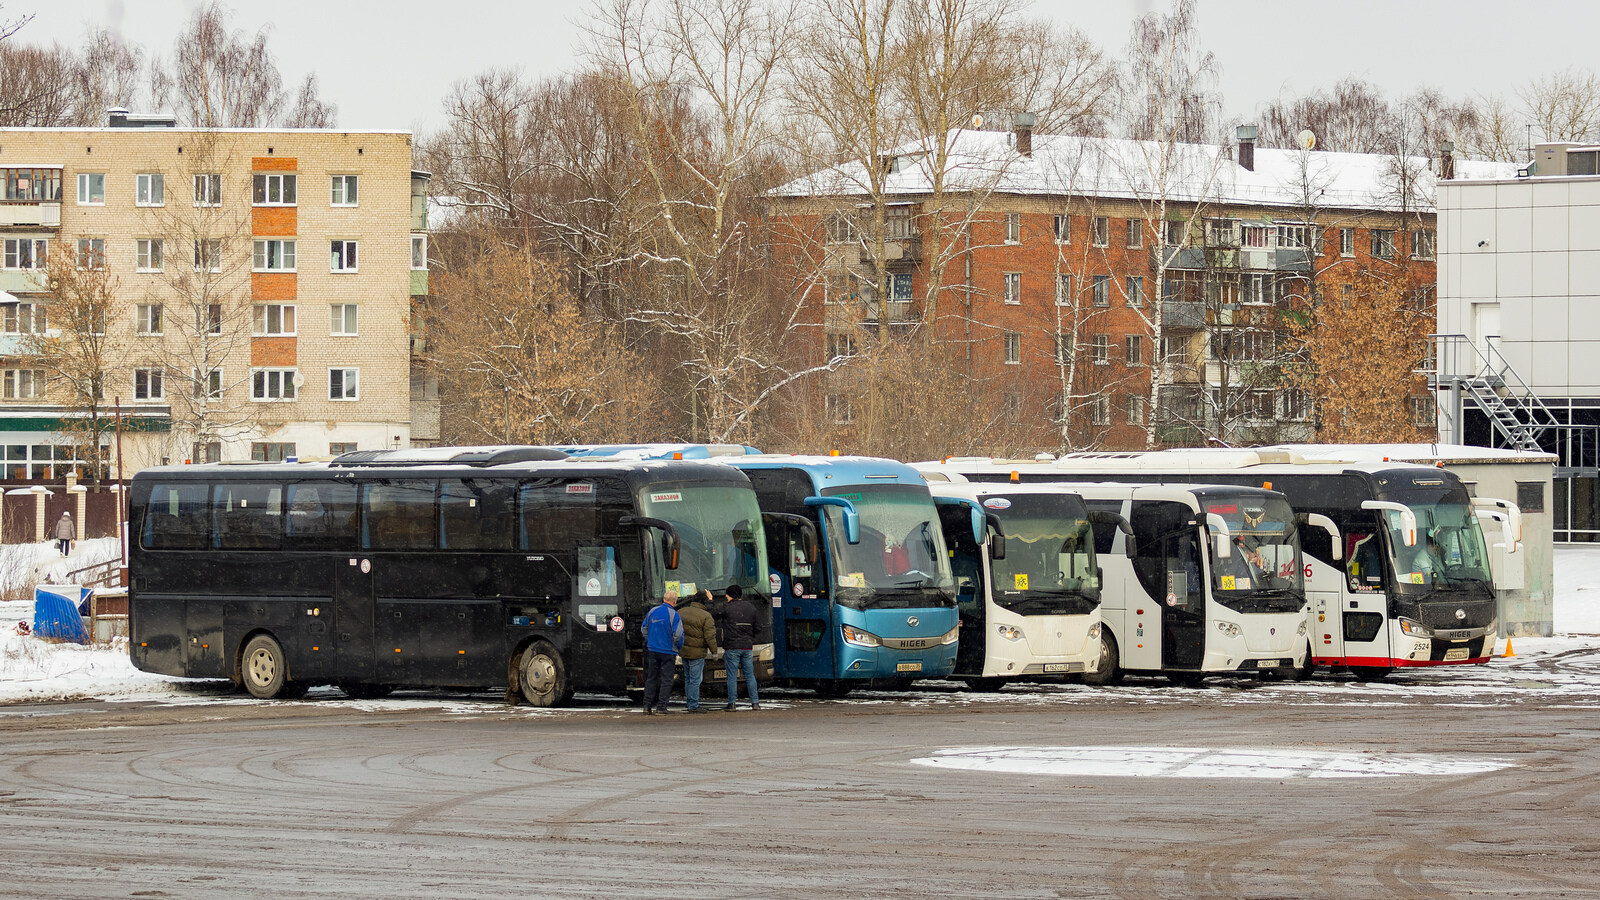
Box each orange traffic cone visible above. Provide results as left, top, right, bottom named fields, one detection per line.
left=1503, top=638, right=1515, bottom=658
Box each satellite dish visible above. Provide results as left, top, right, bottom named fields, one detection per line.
left=291, top=373, right=306, bottom=388
left=971, top=113, right=984, bottom=130
left=1297, top=129, right=1316, bottom=151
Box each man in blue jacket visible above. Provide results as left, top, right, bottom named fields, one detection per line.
left=641, top=589, right=684, bottom=715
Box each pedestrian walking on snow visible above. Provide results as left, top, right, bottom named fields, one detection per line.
left=54, top=512, right=74, bottom=556
left=640, top=589, right=684, bottom=715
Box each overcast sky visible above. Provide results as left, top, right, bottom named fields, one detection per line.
left=15, top=0, right=1600, bottom=139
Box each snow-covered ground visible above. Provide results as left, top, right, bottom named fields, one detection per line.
left=3, top=543, right=1600, bottom=711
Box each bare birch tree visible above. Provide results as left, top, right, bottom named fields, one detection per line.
left=33, top=252, right=122, bottom=483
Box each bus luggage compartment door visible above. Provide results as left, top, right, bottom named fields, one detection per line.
left=335, top=556, right=377, bottom=682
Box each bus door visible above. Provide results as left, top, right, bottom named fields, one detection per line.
left=1131, top=501, right=1205, bottom=670
left=1086, top=499, right=1147, bottom=670
left=765, top=512, right=832, bottom=680
left=1340, top=525, right=1391, bottom=664
left=1295, top=514, right=1348, bottom=665
left=567, top=543, right=625, bottom=686
left=333, top=554, right=377, bottom=682
left=935, top=500, right=987, bottom=677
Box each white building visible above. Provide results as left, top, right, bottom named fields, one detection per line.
left=1435, top=142, right=1600, bottom=543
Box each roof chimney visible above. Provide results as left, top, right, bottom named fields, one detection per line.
left=107, top=107, right=130, bottom=127
left=1236, top=124, right=1258, bottom=172
left=1013, top=112, right=1035, bottom=157
left=1440, top=141, right=1456, bottom=180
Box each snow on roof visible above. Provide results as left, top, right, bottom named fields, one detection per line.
left=1265, top=443, right=1557, bottom=465
left=774, top=130, right=1520, bottom=214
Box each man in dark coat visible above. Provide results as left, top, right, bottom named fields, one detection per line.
left=722, top=585, right=759, bottom=710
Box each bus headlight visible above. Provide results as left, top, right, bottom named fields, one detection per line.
left=1297, top=621, right=1307, bottom=636
left=1216, top=621, right=1242, bottom=638
left=841, top=624, right=881, bottom=648
left=940, top=625, right=960, bottom=646
left=1397, top=617, right=1433, bottom=638
left=1087, top=622, right=1102, bottom=640
left=997, top=624, right=1024, bottom=642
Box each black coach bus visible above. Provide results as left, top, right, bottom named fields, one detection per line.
left=128, top=447, right=770, bottom=705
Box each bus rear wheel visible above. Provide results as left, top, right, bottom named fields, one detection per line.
left=518, top=641, right=572, bottom=707
left=1080, top=633, right=1122, bottom=687
left=241, top=635, right=289, bottom=699
left=961, top=677, right=1009, bottom=692
left=1351, top=666, right=1393, bottom=682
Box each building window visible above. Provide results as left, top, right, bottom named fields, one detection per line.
left=329, top=367, right=359, bottom=401
left=194, top=239, right=222, bottom=272
left=1241, top=224, right=1269, bottom=248
left=411, top=234, right=428, bottom=270
left=251, top=442, right=296, bottom=462
left=1339, top=227, right=1354, bottom=257
left=1164, top=219, right=1186, bottom=246
left=3, top=238, right=46, bottom=269
left=1125, top=219, right=1143, bottom=249
left=1091, top=216, right=1109, bottom=247
left=192, top=368, right=223, bottom=399
left=825, top=214, right=858, bottom=244
left=1516, top=481, right=1546, bottom=514
left=1091, top=275, right=1110, bottom=307
left=1371, top=229, right=1396, bottom=259
left=1091, top=333, right=1109, bottom=365
left=1277, top=223, right=1310, bottom=248
left=1089, top=396, right=1110, bottom=426
left=1125, top=334, right=1143, bottom=366
left=1004, top=272, right=1021, bottom=305
left=76, top=238, right=105, bottom=269
left=77, top=173, right=105, bottom=205
left=135, top=173, right=164, bottom=207
left=1410, top=229, right=1436, bottom=260
left=825, top=394, right=853, bottom=425
left=1126, top=394, right=1147, bottom=425
left=1003, top=331, right=1021, bottom=364
left=331, top=304, right=358, bottom=336
left=1004, top=212, right=1020, bottom=244
left=1054, top=333, right=1071, bottom=366
left=253, top=303, right=296, bottom=336
left=1053, top=215, right=1070, bottom=243
left=1002, top=392, right=1022, bottom=424
left=4, top=168, right=62, bottom=201
left=252, top=368, right=298, bottom=401
left=330, top=239, right=358, bottom=272
left=198, top=303, right=222, bottom=336
left=193, top=441, right=222, bottom=464
left=135, top=303, right=163, bottom=335
left=330, top=442, right=359, bottom=456
left=252, top=172, right=297, bottom=206
left=825, top=333, right=857, bottom=360
left=1205, top=218, right=1238, bottom=247
left=2, top=302, right=44, bottom=334
left=136, top=238, right=164, bottom=273
left=2, top=368, right=43, bottom=399
left=1126, top=275, right=1143, bottom=307
left=331, top=174, right=359, bottom=206
left=133, top=367, right=164, bottom=400
left=194, top=174, right=222, bottom=207
left=1409, top=396, right=1435, bottom=427
left=1281, top=388, right=1310, bottom=421
left=252, top=239, right=296, bottom=272
left=1242, top=272, right=1273, bottom=305
left=1055, top=273, right=1072, bottom=307
left=889, top=272, right=912, bottom=302
left=1160, top=334, right=1188, bottom=365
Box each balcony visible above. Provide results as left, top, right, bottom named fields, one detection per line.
left=1161, top=301, right=1207, bottom=330
left=0, top=203, right=60, bottom=228
left=824, top=298, right=917, bottom=329
left=0, top=271, right=46, bottom=294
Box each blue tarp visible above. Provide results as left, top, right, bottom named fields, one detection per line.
left=33, top=585, right=90, bottom=644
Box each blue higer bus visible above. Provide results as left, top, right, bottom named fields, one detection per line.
left=558, top=447, right=962, bottom=695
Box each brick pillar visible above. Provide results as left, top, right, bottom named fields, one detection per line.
left=67, top=472, right=86, bottom=541
left=33, top=489, right=46, bottom=543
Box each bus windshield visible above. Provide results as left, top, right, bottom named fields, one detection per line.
left=823, top=483, right=955, bottom=610
left=1205, top=494, right=1304, bottom=612
left=984, top=493, right=1100, bottom=616
left=1376, top=489, right=1493, bottom=594
left=638, top=484, right=769, bottom=600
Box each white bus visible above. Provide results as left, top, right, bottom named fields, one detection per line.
left=926, top=481, right=1115, bottom=690
left=940, top=449, right=1518, bottom=681
left=920, top=465, right=1317, bottom=685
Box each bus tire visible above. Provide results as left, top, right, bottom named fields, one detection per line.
left=1166, top=672, right=1206, bottom=687
left=1351, top=666, right=1392, bottom=683
left=1287, top=645, right=1315, bottom=681
left=518, top=641, right=571, bottom=707
left=241, top=634, right=289, bottom=700
left=962, top=677, right=1009, bottom=692
left=1080, top=633, right=1122, bottom=687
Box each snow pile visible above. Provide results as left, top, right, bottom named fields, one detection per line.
left=1554, top=547, right=1600, bottom=635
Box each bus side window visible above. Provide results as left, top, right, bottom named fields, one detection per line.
left=576, top=545, right=619, bottom=597
left=936, top=504, right=982, bottom=614
left=362, top=481, right=438, bottom=551
left=285, top=482, right=358, bottom=550
left=441, top=479, right=515, bottom=551
left=142, top=483, right=210, bottom=550
left=1083, top=500, right=1122, bottom=556
left=520, top=480, right=599, bottom=552
left=214, top=483, right=284, bottom=550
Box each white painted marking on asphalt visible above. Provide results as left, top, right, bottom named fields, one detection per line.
left=911, top=746, right=1515, bottom=779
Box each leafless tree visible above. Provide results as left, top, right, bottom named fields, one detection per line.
left=1257, top=78, right=1396, bottom=154
left=283, top=73, right=337, bottom=128
left=69, top=27, right=144, bottom=125
left=1517, top=67, right=1600, bottom=144
left=33, top=252, right=123, bottom=483
left=0, top=41, right=75, bottom=126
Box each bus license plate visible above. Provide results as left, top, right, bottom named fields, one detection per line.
left=896, top=662, right=922, bottom=673
left=1444, top=647, right=1470, bottom=661
left=1043, top=663, right=1070, bottom=673
left=1257, top=659, right=1281, bottom=669
left=711, top=670, right=725, bottom=680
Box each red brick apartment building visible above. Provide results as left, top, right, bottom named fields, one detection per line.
left=771, top=124, right=1515, bottom=450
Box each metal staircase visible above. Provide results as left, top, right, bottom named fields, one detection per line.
left=1424, top=334, right=1563, bottom=451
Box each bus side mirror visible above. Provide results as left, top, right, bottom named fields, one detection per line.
left=1206, top=513, right=1231, bottom=559
left=1472, top=498, right=1522, bottom=551
left=1087, top=510, right=1136, bottom=559
left=619, top=515, right=681, bottom=569
left=804, top=496, right=860, bottom=544
left=763, top=513, right=820, bottom=565
left=1298, top=512, right=1343, bottom=561
left=985, top=513, right=1006, bottom=560
left=1361, top=500, right=1417, bottom=547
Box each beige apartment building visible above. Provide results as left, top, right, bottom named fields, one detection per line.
left=0, top=112, right=430, bottom=479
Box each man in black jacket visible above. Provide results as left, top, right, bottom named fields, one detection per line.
left=721, top=585, right=759, bottom=710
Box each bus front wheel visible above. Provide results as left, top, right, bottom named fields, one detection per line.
left=1080, top=633, right=1123, bottom=687
left=241, top=635, right=289, bottom=700
left=518, top=641, right=571, bottom=707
